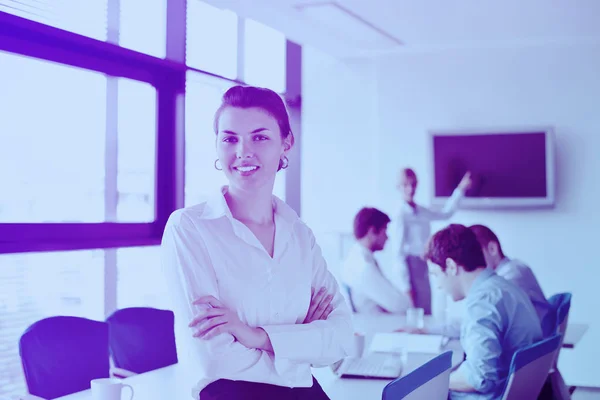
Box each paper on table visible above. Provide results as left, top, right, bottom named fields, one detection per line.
left=369, top=333, right=444, bottom=354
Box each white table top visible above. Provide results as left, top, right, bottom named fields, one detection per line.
left=55, top=314, right=589, bottom=400
left=350, top=314, right=588, bottom=348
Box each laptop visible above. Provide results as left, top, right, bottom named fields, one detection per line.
left=331, top=352, right=404, bottom=380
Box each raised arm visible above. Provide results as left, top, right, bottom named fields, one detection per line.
left=259, top=229, right=354, bottom=368
left=161, top=211, right=281, bottom=382
left=425, top=172, right=471, bottom=220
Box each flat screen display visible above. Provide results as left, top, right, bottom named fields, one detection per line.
left=432, top=131, right=550, bottom=201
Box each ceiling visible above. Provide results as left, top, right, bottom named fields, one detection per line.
left=204, top=0, right=600, bottom=57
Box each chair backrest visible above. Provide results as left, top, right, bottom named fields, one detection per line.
left=107, top=307, right=178, bottom=374
left=541, top=292, right=572, bottom=369
left=382, top=351, right=452, bottom=400
left=549, top=293, right=572, bottom=336
left=19, top=316, right=110, bottom=399
left=501, top=334, right=562, bottom=400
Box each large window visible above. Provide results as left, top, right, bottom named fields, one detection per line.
left=0, top=0, right=108, bottom=41
left=0, top=52, right=107, bottom=223
left=186, top=0, right=238, bottom=79
left=117, top=78, right=157, bottom=222
left=244, top=18, right=286, bottom=92
left=119, top=0, right=167, bottom=58
left=116, top=246, right=171, bottom=310
left=0, top=52, right=157, bottom=223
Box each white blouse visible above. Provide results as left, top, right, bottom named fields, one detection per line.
left=160, top=186, right=354, bottom=398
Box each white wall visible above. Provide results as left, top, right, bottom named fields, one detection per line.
left=374, top=41, right=600, bottom=386
left=301, top=45, right=378, bottom=280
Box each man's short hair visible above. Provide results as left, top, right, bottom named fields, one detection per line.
left=425, top=224, right=486, bottom=272
left=353, top=207, right=391, bottom=240
left=469, top=224, right=505, bottom=257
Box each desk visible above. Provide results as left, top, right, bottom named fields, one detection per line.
left=57, top=351, right=463, bottom=400
left=55, top=316, right=589, bottom=400
left=351, top=314, right=589, bottom=348
left=563, top=323, right=588, bottom=348
left=55, top=364, right=198, bottom=400
left=56, top=315, right=462, bottom=400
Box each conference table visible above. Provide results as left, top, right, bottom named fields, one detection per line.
left=56, top=314, right=588, bottom=400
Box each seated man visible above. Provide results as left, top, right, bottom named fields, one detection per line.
left=341, top=207, right=411, bottom=314
left=470, top=224, right=551, bottom=327
left=425, top=224, right=542, bottom=400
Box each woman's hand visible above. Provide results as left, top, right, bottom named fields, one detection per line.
left=457, top=171, right=472, bottom=191
left=303, top=287, right=334, bottom=324
left=189, top=296, right=270, bottom=350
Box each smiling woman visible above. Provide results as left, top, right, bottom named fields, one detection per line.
left=161, top=85, right=353, bottom=400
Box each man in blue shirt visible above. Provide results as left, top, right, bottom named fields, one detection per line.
left=425, top=224, right=542, bottom=400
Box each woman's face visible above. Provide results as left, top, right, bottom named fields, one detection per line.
left=399, top=175, right=418, bottom=201
left=216, top=107, right=291, bottom=192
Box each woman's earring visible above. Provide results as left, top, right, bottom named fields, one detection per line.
left=214, top=159, right=223, bottom=171
left=280, top=156, right=289, bottom=170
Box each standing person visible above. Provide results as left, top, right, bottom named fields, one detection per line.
left=396, top=167, right=472, bottom=314
left=161, top=85, right=353, bottom=400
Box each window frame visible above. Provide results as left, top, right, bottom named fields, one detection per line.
left=0, top=5, right=302, bottom=255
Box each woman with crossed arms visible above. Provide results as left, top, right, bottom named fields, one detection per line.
left=161, top=85, right=353, bottom=400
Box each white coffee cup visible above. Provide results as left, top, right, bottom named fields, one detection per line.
left=352, top=332, right=366, bottom=357
left=91, top=378, right=134, bottom=400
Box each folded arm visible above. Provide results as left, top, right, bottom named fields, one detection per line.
left=260, top=229, right=354, bottom=367
left=161, top=212, right=281, bottom=381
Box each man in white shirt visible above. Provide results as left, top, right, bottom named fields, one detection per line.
left=469, top=224, right=551, bottom=327
left=342, top=207, right=412, bottom=314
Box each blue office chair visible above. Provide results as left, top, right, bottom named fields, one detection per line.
left=107, top=307, right=178, bottom=375
left=19, top=316, right=110, bottom=399
left=382, top=351, right=452, bottom=400
left=542, top=293, right=572, bottom=338
left=501, top=334, right=562, bottom=400
left=541, top=293, right=573, bottom=400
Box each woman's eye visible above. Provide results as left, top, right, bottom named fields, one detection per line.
left=254, top=135, right=268, bottom=141
left=223, top=136, right=237, bottom=143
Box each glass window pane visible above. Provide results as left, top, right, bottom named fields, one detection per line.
left=117, top=79, right=157, bottom=222
left=0, top=0, right=108, bottom=41
left=186, top=0, right=237, bottom=79
left=116, top=246, right=171, bottom=309
left=0, top=250, right=105, bottom=398
left=119, top=0, right=167, bottom=58
left=0, top=52, right=157, bottom=223
left=0, top=52, right=107, bottom=222
left=185, top=71, right=232, bottom=206
left=244, top=18, right=286, bottom=93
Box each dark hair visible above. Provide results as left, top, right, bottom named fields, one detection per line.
left=401, top=168, right=417, bottom=181
left=213, top=86, right=295, bottom=170
left=469, top=224, right=505, bottom=257
left=425, top=224, right=486, bottom=272
left=353, top=208, right=391, bottom=240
